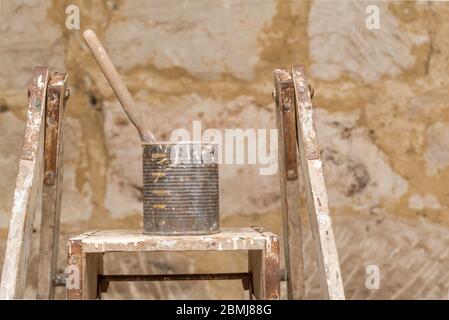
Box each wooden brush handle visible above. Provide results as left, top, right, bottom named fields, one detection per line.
left=82, top=29, right=156, bottom=143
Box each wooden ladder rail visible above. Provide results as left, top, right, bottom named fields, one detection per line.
left=37, top=72, right=69, bottom=299
left=273, top=70, right=305, bottom=300
left=273, top=65, right=345, bottom=300
left=0, top=67, right=69, bottom=299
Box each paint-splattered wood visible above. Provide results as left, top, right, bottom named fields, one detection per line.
left=0, top=67, right=49, bottom=299
left=70, top=228, right=272, bottom=253
left=248, top=227, right=280, bottom=300
left=66, top=230, right=103, bottom=300
left=37, top=72, right=69, bottom=299
left=291, top=65, right=345, bottom=300
left=273, top=69, right=305, bottom=300
left=66, top=227, right=280, bottom=300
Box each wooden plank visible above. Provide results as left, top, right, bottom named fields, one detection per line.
left=37, top=72, right=69, bottom=299
left=75, top=228, right=268, bottom=253
left=84, top=253, right=103, bottom=299
left=66, top=238, right=83, bottom=299
left=0, top=67, right=49, bottom=299
left=66, top=231, right=101, bottom=299
left=248, top=249, right=264, bottom=299
left=66, top=228, right=278, bottom=300
left=261, top=230, right=280, bottom=300
left=248, top=227, right=280, bottom=300
left=66, top=248, right=103, bottom=300
left=291, top=65, right=345, bottom=300
left=273, top=69, right=306, bottom=300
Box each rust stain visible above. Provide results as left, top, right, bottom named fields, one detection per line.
left=274, top=68, right=298, bottom=181
left=44, top=72, right=69, bottom=186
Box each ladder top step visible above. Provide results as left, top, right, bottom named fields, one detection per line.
left=68, top=227, right=278, bottom=253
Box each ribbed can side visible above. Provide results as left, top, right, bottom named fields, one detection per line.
left=142, top=142, right=219, bottom=235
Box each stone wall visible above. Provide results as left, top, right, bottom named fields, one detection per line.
left=0, top=0, right=448, bottom=299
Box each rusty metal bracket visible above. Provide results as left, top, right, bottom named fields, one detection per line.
left=53, top=273, right=67, bottom=286
left=273, top=69, right=298, bottom=181
left=291, top=65, right=320, bottom=160
left=43, top=72, right=68, bottom=186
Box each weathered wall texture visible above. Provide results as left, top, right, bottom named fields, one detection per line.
left=0, top=0, right=448, bottom=299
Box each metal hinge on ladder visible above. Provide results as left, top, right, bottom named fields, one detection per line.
left=54, top=273, right=67, bottom=287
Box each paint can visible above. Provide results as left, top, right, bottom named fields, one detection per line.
left=142, top=142, right=219, bottom=235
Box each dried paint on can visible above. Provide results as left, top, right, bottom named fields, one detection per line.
left=142, top=142, right=219, bottom=235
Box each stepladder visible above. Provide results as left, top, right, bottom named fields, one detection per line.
left=0, top=64, right=342, bottom=300
left=273, top=65, right=345, bottom=300
left=66, top=228, right=280, bottom=300
left=0, top=67, right=69, bottom=299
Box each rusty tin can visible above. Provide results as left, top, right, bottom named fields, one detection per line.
left=142, top=142, right=219, bottom=235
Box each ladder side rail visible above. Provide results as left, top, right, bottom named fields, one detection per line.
left=291, top=65, right=345, bottom=300
left=273, top=69, right=306, bottom=300
left=37, top=72, right=69, bottom=299
left=0, top=67, right=49, bottom=299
